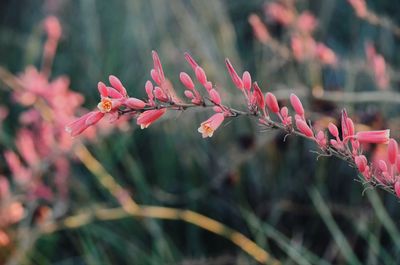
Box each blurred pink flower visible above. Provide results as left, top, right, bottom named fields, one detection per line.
left=248, top=14, right=270, bottom=44
left=0, top=230, right=10, bottom=247
left=316, top=43, right=337, bottom=65
left=296, top=11, right=318, bottom=34
left=348, top=0, right=367, bottom=18
left=365, top=43, right=389, bottom=89
left=265, top=2, right=295, bottom=26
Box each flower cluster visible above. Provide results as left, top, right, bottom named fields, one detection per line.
left=0, top=15, right=127, bottom=249
left=67, top=50, right=400, bottom=199
left=261, top=1, right=337, bottom=65
left=248, top=0, right=391, bottom=91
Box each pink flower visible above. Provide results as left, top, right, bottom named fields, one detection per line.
left=296, top=11, right=318, bottom=34
left=316, top=131, right=327, bottom=148
left=265, top=92, right=280, bottom=113
left=225, top=59, right=243, bottom=90
left=137, top=109, right=167, bottom=129
left=316, top=43, right=337, bottom=65
left=195, top=67, right=208, bottom=86
left=296, top=119, right=314, bottom=138
left=248, top=14, right=270, bottom=44
left=65, top=111, right=104, bottom=136
left=208, top=89, right=221, bottom=105
left=290, top=93, right=304, bottom=117
left=355, top=155, right=367, bottom=172
left=355, top=129, right=390, bottom=144
left=265, top=2, right=294, bottom=26
left=242, top=71, right=252, bottom=91
left=0, top=230, right=10, bottom=246
left=388, top=139, right=398, bottom=165
left=152, top=51, right=165, bottom=84
left=184, top=52, right=199, bottom=72
left=124, top=98, right=146, bottom=109
left=328, top=123, right=339, bottom=138
left=355, top=155, right=371, bottom=180
left=0, top=177, right=9, bottom=199
left=180, top=72, right=195, bottom=90
left=348, top=0, right=367, bottom=18
left=395, top=181, right=400, bottom=198
left=109, top=75, right=128, bottom=97
left=43, top=16, right=62, bottom=41
left=198, top=113, right=225, bottom=138
left=252, top=82, right=265, bottom=111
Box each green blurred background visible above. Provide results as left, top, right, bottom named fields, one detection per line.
left=1, top=0, right=400, bottom=264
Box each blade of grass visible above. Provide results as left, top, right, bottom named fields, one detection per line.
left=309, top=188, right=362, bottom=265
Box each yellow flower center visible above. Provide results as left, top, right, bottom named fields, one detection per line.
left=198, top=122, right=215, bottom=138
left=97, top=98, right=112, bottom=113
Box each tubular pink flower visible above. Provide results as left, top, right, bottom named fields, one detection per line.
left=66, top=111, right=101, bottom=136
left=106, top=87, right=124, bottom=99
left=150, top=69, right=162, bottom=85
left=205, top=81, right=213, bottom=91
left=85, top=111, right=105, bottom=126
left=97, top=82, right=108, bottom=97
left=296, top=11, right=318, bottom=34
left=195, top=67, right=207, bottom=86
left=124, top=98, right=146, bottom=109
left=396, top=154, right=400, bottom=173
left=355, top=155, right=367, bottom=172
left=265, top=2, right=294, bottom=26
left=290, top=93, right=304, bottom=117
left=328, top=122, right=339, bottom=138
left=280, top=107, right=292, bottom=125
left=395, top=181, right=400, bottom=198
left=0, top=230, right=10, bottom=247
left=0, top=176, right=9, bottom=199
left=242, top=71, right=252, bottom=91
left=265, top=92, right=279, bottom=113
left=355, top=129, right=390, bottom=144
left=378, top=160, right=387, bottom=172
left=198, top=113, right=225, bottom=138
left=97, top=97, right=121, bottom=113
left=225, top=59, right=243, bottom=90
left=209, top=89, right=221, bottom=105
left=44, top=16, right=62, bottom=40
left=137, top=109, right=166, bottom=129
left=145, top=81, right=154, bottom=98
left=348, top=0, right=367, bottom=18
left=184, top=90, right=194, bottom=99
left=346, top=118, right=355, bottom=136
left=16, top=130, right=39, bottom=167
left=184, top=52, right=199, bottom=72
left=316, top=131, right=327, bottom=148
left=341, top=109, right=350, bottom=139
left=248, top=14, right=270, bottom=44
left=280, top=106, right=288, bottom=117
left=152, top=50, right=165, bottom=83
left=180, top=72, right=195, bottom=90
left=296, top=119, right=314, bottom=138
left=388, top=139, right=398, bottom=165
left=316, top=43, right=337, bottom=66
left=109, top=75, right=127, bottom=97
left=154, top=87, right=169, bottom=102
left=252, top=82, right=265, bottom=111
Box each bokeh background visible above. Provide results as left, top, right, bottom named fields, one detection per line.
left=1, top=0, right=400, bottom=264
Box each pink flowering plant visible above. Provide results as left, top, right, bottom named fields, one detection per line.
left=67, top=50, right=400, bottom=199
left=3, top=1, right=400, bottom=264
